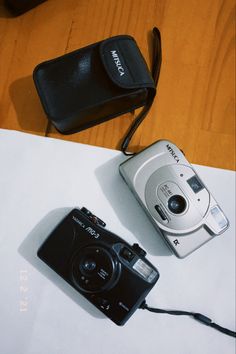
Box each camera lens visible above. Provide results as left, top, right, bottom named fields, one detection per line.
left=71, top=246, right=119, bottom=293
left=168, top=195, right=187, bottom=214
left=82, top=259, right=97, bottom=272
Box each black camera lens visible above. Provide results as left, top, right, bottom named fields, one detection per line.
left=82, top=259, right=97, bottom=272
left=168, top=195, right=187, bottom=214
left=71, top=246, right=119, bottom=293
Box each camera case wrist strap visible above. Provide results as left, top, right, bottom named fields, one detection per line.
left=121, top=27, right=162, bottom=155
left=33, top=28, right=162, bottom=154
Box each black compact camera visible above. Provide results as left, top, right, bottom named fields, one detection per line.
left=37, top=207, right=159, bottom=325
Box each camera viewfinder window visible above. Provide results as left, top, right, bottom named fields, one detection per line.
left=187, top=175, right=204, bottom=194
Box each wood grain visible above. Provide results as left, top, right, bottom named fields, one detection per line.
left=0, top=0, right=235, bottom=170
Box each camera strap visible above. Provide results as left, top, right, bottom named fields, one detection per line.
left=140, top=301, right=236, bottom=338
left=121, top=27, right=162, bottom=155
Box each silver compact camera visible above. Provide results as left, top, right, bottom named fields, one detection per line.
left=119, top=140, right=229, bottom=258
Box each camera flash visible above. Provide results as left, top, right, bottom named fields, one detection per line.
left=210, top=206, right=229, bottom=231
left=133, top=259, right=158, bottom=282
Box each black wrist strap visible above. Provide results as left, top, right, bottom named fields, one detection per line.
left=121, top=27, right=162, bottom=155
left=140, top=302, right=236, bottom=338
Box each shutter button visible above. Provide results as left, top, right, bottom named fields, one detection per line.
left=132, top=243, right=146, bottom=257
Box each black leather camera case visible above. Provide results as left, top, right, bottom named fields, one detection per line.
left=33, top=35, right=156, bottom=134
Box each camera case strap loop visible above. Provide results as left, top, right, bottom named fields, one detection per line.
left=33, top=28, right=161, bottom=153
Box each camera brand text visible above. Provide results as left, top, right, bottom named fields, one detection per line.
left=72, top=216, right=100, bottom=239
left=110, top=50, right=125, bottom=76
left=166, top=144, right=180, bottom=163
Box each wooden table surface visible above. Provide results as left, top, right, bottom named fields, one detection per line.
left=0, top=0, right=235, bottom=170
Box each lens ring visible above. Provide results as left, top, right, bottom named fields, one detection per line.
left=70, top=246, right=119, bottom=293
left=168, top=195, right=187, bottom=214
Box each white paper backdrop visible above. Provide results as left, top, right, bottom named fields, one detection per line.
left=0, top=130, right=235, bottom=354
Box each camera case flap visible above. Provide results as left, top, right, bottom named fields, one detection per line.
left=37, top=208, right=159, bottom=325
left=33, top=35, right=156, bottom=134
left=119, top=140, right=229, bottom=258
